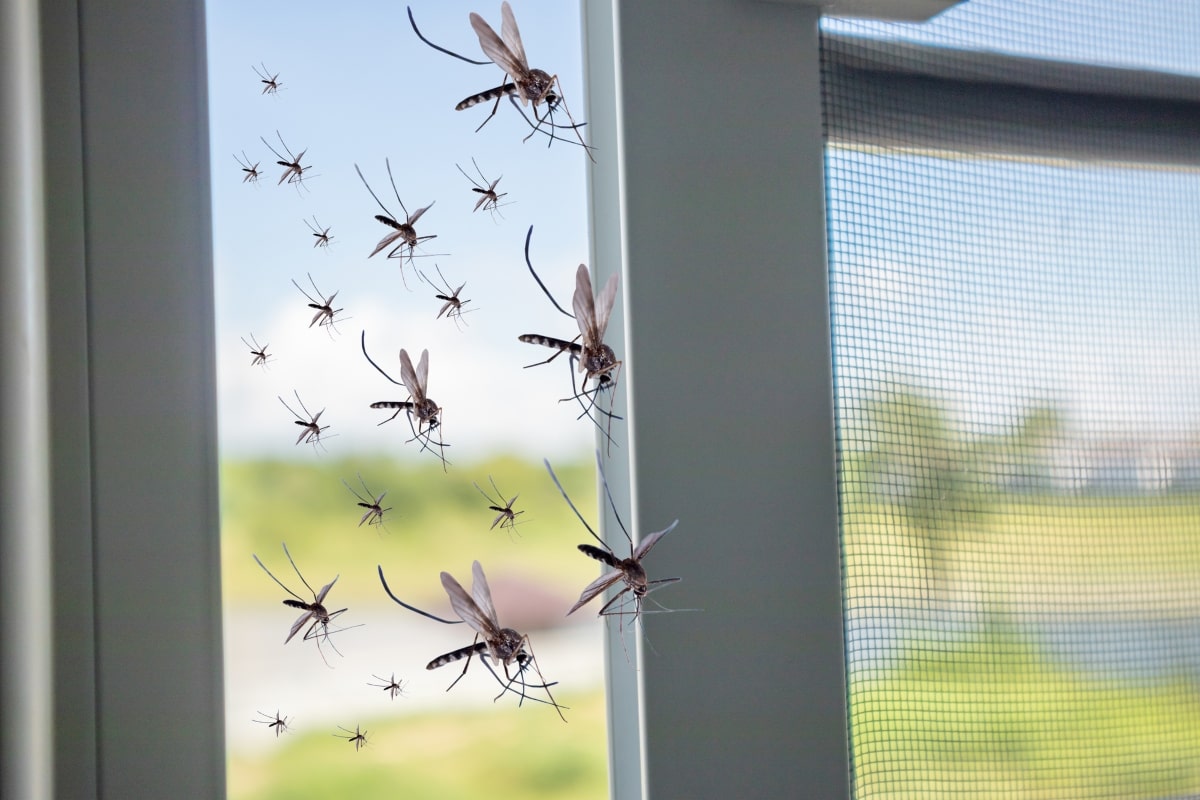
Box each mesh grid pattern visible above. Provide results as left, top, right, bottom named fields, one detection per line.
left=822, top=2, right=1200, bottom=796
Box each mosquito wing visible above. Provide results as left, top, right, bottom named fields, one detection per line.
left=369, top=229, right=404, bottom=259
left=440, top=566, right=500, bottom=639
left=313, top=576, right=338, bottom=605
left=568, top=569, right=624, bottom=616
left=286, top=608, right=316, bottom=643
left=398, top=348, right=422, bottom=401
left=407, top=202, right=434, bottom=226
left=498, top=2, right=530, bottom=77
left=593, top=273, right=619, bottom=345
left=634, top=520, right=679, bottom=561
left=414, top=349, right=430, bottom=395
left=468, top=560, right=501, bottom=630
left=469, top=10, right=525, bottom=87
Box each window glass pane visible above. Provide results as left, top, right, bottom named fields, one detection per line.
left=206, top=2, right=607, bottom=797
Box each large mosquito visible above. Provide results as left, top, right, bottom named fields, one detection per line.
left=368, top=673, right=406, bottom=700
left=241, top=333, right=272, bottom=369
left=418, top=265, right=473, bottom=330
left=278, top=391, right=331, bottom=450
left=456, top=158, right=509, bottom=218
left=334, top=725, right=368, bottom=752
left=261, top=131, right=309, bottom=188
left=234, top=152, right=261, bottom=184
left=457, top=3, right=593, bottom=159
left=252, top=543, right=352, bottom=666
left=473, top=475, right=524, bottom=533
left=360, top=332, right=449, bottom=469
left=253, top=63, right=281, bottom=95
left=291, top=273, right=344, bottom=338
left=546, top=456, right=680, bottom=626
left=253, top=710, right=290, bottom=738
left=353, top=160, right=436, bottom=287
left=342, top=473, right=391, bottom=530
left=304, top=216, right=333, bottom=249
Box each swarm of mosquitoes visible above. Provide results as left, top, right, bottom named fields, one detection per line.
left=235, top=3, right=682, bottom=747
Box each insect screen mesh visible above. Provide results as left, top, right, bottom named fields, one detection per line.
left=821, top=2, right=1200, bottom=796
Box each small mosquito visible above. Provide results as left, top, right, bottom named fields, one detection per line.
left=240, top=333, right=272, bottom=369
left=261, top=130, right=309, bottom=188
left=342, top=473, right=391, bottom=529
left=458, top=2, right=593, bottom=159
left=253, top=63, right=281, bottom=95
left=418, top=265, right=473, bottom=330
left=278, top=391, right=331, bottom=450
left=368, top=673, right=407, bottom=700
left=234, top=152, right=261, bottom=184
left=473, top=475, right=524, bottom=533
left=456, top=158, right=509, bottom=218
left=291, top=273, right=344, bottom=338
left=354, top=160, right=437, bottom=285
left=546, top=455, right=680, bottom=626
left=361, top=332, right=449, bottom=470
left=304, top=216, right=333, bottom=249
left=254, top=710, right=290, bottom=738
left=253, top=542, right=352, bottom=666
left=334, top=725, right=368, bottom=752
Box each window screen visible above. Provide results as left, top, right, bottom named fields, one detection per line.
left=822, top=2, right=1200, bottom=796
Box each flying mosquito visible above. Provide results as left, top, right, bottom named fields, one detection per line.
left=368, top=673, right=406, bottom=700
left=234, top=152, right=261, bottom=184
left=361, top=332, right=448, bottom=469
left=240, top=333, right=272, bottom=369
left=353, top=160, right=436, bottom=285
left=418, top=265, right=473, bottom=330
left=278, top=391, right=332, bottom=450
left=342, top=474, right=391, bottom=529
left=253, top=63, right=281, bottom=95
left=253, top=710, right=290, bottom=738
left=456, top=158, right=509, bottom=218
left=252, top=543, right=353, bottom=666
left=546, top=455, right=680, bottom=627
left=376, top=564, right=563, bottom=712
left=473, top=475, right=524, bottom=533
left=334, top=725, right=368, bottom=752
left=304, top=216, right=333, bottom=249
left=291, top=273, right=345, bottom=338
left=261, top=130, right=309, bottom=188
left=457, top=2, right=594, bottom=159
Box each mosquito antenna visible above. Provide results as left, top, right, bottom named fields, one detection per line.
left=354, top=163, right=397, bottom=220
left=407, top=5, right=492, bottom=65
left=593, top=451, right=633, bottom=548
left=543, top=458, right=605, bottom=549
left=360, top=330, right=405, bottom=387
left=282, top=542, right=318, bottom=599
left=252, top=553, right=305, bottom=604
left=525, top=226, right=574, bottom=319
left=377, top=565, right=463, bottom=625
left=384, top=158, right=410, bottom=220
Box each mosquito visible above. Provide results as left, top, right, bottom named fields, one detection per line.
left=240, top=333, right=272, bottom=369
left=304, top=216, right=333, bottom=249
left=353, top=160, right=436, bottom=286
left=291, top=273, right=345, bottom=338
left=457, top=2, right=594, bottom=159
left=546, top=456, right=680, bottom=628
left=278, top=391, right=331, bottom=450
left=361, top=332, right=449, bottom=469
left=261, top=130, right=309, bottom=188
left=368, top=673, right=406, bottom=700
left=253, top=710, right=290, bottom=738
left=234, top=151, right=262, bottom=184
left=253, top=63, right=281, bottom=95
left=418, top=265, right=473, bottom=330
left=456, top=158, right=509, bottom=218
left=342, top=473, right=391, bottom=529
left=377, top=564, right=563, bottom=710
left=334, top=725, right=368, bottom=752
left=252, top=542, right=352, bottom=666
left=473, top=475, right=524, bottom=533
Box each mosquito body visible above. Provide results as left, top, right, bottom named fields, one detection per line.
left=278, top=391, right=331, bottom=450
left=254, top=710, right=289, bottom=737
left=305, top=216, right=333, bottom=249
left=342, top=474, right=391, bottom=529
left=419, top=266, right=472, bottom=330
left=473, top=475, right=524, bottom=532
left=234, top=152, right=261, bottom=184
left=354, top=161, right=436, bottom=283
left=253, top=543, right=351, bottom=665
left=253, top=63, right=281, bottom=95
left=241, top=334, right=271, bottom=369
left=546, top=456, right=680, bottom=624
left=291, top=273, right=344, bottom=337
left=456, top=158, right=508, bottom=217
left=361, top=333, right=448, bottom=469
left=261, top=131, right=309, bottom=187
left=368, top=673, right=406, bottom=700
left=335, top=725, right=368, bottom=751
